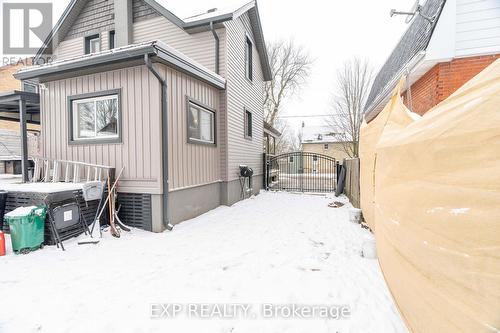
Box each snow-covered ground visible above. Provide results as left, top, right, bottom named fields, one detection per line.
left=0, top=192, right=407, bottom=333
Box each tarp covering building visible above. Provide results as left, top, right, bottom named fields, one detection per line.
left=359, top=59, right=500, bottom=332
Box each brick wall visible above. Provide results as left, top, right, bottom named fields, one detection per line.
left=0, top=63, right=22, bottom=92
left=0, top=58, right=32, bottom=92
left=402, top=54, right=500, bottom=115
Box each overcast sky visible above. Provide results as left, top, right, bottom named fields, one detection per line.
left=2, top=0, right=418, bottom=132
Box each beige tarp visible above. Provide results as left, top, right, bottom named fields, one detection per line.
left=359, top=59, right=500, bottom=332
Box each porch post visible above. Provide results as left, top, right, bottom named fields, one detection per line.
left=19, top=98, right=29, bottom=182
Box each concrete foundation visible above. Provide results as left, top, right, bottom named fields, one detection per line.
left=151, top=174, right=264, bottom=232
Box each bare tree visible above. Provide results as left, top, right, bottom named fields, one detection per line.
left=328, top=58, right=373, bottom=157
left=273, top=120, right=302, bottom=153
left=264, top=40, right=312, bottom=126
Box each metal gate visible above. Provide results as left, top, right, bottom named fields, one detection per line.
left=265, top=152, right=337, bottom=192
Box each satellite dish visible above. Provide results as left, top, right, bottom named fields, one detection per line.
left=405, top=0, right=421, bottom=23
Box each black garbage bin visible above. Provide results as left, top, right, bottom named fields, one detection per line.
left=0, top=190, right=7, bottom=231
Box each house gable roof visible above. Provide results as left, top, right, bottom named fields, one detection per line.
left=36, top=0, right=272, bottom=81
left=364, top=0, right=446, bottom=119
left=20, top=41, right=226, bottom=89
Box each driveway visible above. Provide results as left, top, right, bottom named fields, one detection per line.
left=1, top=191, right=407, bottom=333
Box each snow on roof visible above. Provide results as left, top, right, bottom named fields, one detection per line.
left=182, top=0, right=254, bottom=23
left=301, top=126, right=351, bottom=144
left=152, top=0, right=251, bottom=22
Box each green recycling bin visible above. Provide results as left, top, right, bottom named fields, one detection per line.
left=5, top=206, right=46, bottom=254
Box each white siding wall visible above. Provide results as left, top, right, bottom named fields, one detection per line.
left=132, top=16, right=226, bottom=76
left=53, top=37, right=84, bottom=60
left=101, top=31, right=110, bottom=52
left=456, top=0, right=500, bottom=57
left=224, top=13, right=264, bottom=181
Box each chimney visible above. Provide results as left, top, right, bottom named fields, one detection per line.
left=114, top=0, right=133, bottom=47
left=208, top=8, right=217, bottom=13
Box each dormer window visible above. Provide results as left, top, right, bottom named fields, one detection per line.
left=85, top=34, right=100, bottom=54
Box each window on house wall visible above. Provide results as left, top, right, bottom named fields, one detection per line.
left=289, top=156, right=294, bottom=163
left=85, top=34, right=100, bottom=54
left=22, top=81, right=38, bottom=93
left=245, top=36, right=253, bottom=81
left=244, top=109, right=252, bottom=138
left=70, top=92, right=120, bottom=143
left=109, top=30, right=115, bottom=49
left=323, top=143, right=329, bottom=150
left=188, top=100, right=215, bottom=144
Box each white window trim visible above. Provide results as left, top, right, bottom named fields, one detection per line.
left=89, top=37, right=100, bottom=53
left=72, top=94, right=119, bottom=141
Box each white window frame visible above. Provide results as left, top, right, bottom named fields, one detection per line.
left=89, top=38, right=100, bottom=53
left=71, top=94, right=119, bottom=142
left=187, top=99, right=216, bottom=145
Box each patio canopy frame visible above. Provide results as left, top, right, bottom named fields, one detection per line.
left=0, top=90, right=40, bottom=182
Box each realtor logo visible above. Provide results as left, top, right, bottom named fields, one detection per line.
left=2, top=2, right=52, bottom=54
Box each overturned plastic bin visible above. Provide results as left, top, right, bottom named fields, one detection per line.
left=5, top=206, right=46, bottom=254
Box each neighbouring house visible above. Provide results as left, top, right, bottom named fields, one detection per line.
left=0, top=60, right=41, bottom=175
left=301, top=125, right=352, bottom=165
left=365, top=0, right=500, bottom=120
left=263, top=121, right=281, bottom=156
left=0, top=129, right=39, bottom=175
left=15, top=0, right=272, bottom=232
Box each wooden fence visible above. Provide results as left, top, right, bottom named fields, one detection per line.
left=343, top=158, right=360, bottom=208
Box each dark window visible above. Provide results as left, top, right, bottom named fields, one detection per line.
left=289, top=156, right=294, bottom=163
left=245, top=37, right=253, bottom=81
left=313, top=155, right=318, bottom=161
left=22, top=81, right=38, bottom=93
left=188, top=100, right=215, bottom=145
left=323, top=143, right=329, bottom=150
left=85, top=34, right=100, bottom=54
left=109, top=30, right=115, bottom=49
left=244, top=109, right=252, bottom=138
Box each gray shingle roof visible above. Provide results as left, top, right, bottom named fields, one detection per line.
left=364, top=0, right=446, bottom=115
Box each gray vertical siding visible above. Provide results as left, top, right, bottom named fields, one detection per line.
left=157, top=63, right=221, bottom=191
left=41, top=66, right=162, bottom=194
left=40, top=64, right=220, bottom=194
left=223, top=13, right=264, bottom=181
